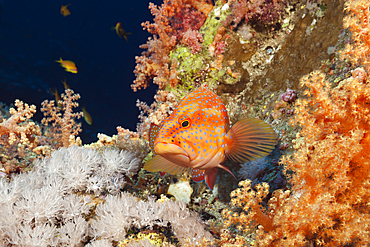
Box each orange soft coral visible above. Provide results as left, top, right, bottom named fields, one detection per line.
left=41, top=89, right=83, bottom=148
left=0, top=99, right=40, bottom=148
left=223, top=69, right=370, bottom=246
left=222, top=180, right=275, bottom=233
left=269, top=70, right=370, bottom=246
left=131, top=0, right=178, bottom=92
left=221, top=0, right=370, bottom=245
left=131, top=0, right=212, bottom=91
left=341, top=0, right=370, bottom=71
left=0, top=100, right=42, bottom=175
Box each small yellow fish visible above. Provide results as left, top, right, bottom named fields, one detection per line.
left=82, top=106, right=93, bottom=125
left=49, top=88, right=63, bottom=109
left=55, top=58, right=78, bottom=74
left=61, top=78, right=70, bottom=89
left=145, top=85, right=277, bottom=190
left=60, top=4, right=71, bottom=17
left=113, top=22, right=131, bottom=42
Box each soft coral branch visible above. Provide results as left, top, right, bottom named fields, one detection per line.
left=341, top=0, right=370, bottom=70
left=0, top=100, right=40, bottom=148
left=222, top=180, right=275, bottom=233
left=132, top=0, right=212, bottom=91
left=41, top=89, right=83, bottom=148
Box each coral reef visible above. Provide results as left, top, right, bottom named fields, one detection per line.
left=227, top=0, right=285, bottom=28
left=132, top=0, right=212, bottom=91
left=0, top=89, right=90, bottom=177
left=0, top=146, right=212, bottom=246
left=2, top=0, right=370, bottom=245
left=91, top=193, right=213, bottom=245
left=0, top=100, right=42, bottom=174
left=221, top=0, right=370, bottom=244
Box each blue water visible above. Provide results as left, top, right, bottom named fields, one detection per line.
left=0, top=0, right=161, bottom=143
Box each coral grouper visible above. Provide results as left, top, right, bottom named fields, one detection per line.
left=145, top=84, right=277, bottom=190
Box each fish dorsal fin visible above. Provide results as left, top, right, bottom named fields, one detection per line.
left=225, top=118, right=277, bottom=163
left=144, top=155, right=187, bottom=175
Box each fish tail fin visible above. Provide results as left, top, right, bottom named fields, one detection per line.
left=225, top=118, right=277, bottom=163
left=55, top=57, right=62, bottom=63
left=125, top=33, right=132, bottom=42
left=49, top=87, right=58, bottom=97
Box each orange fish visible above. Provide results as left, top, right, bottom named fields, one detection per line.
left=112, top=22, right=131, bottom=42
left=60, top=4, right=71, bottom=17
left=55, top=58, right=78, bottom=74
left=144, top=85, right=277, bottom=190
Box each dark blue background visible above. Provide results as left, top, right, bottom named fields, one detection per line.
left=0, top=0, right=162, bottom=143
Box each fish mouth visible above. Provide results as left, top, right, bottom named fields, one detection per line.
left=154, top=142, right=190, bottom=165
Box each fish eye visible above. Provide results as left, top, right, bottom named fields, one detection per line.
left=181, top=120, right=190, bottom=128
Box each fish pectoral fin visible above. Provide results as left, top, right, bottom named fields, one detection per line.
left=144, top=155, right=187, bottom=175
left=226, top=118, right=277, bottom=163
left=148, top=123, right=161, bottom=151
